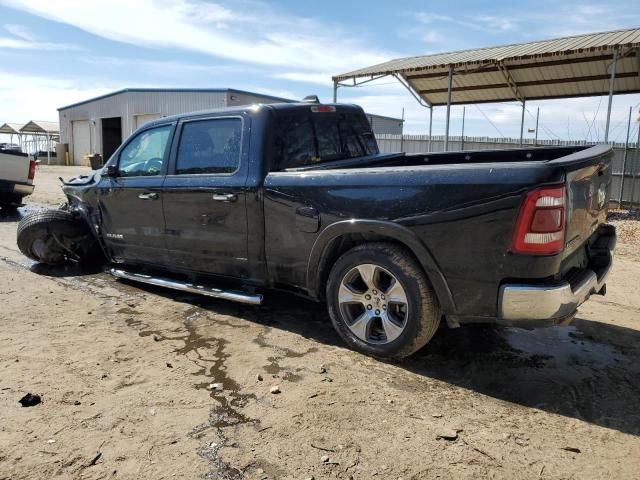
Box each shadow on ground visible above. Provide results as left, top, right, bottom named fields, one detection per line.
left=405, top=318, right=640, bottom=437
left=108, top=277, right=640, bottom=437
left=0, top=208, right=22, bottom=222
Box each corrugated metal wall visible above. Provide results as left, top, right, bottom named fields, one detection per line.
left=376, top=134, right=640, bottom=206
left=366, top=115, right=403, bottom=135
left=59, top=91, right=232, bottom=161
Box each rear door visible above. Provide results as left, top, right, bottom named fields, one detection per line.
left=96, top=123, right=173, bottom=264
left=162, top=115, right=250, bottom=278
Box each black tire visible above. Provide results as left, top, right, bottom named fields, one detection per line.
left=326, top=242, right=441, bottom=359
left=17, top=209, right=99, bottom=265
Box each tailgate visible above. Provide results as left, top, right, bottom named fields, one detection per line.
left=0, top=151, right=31, bottom=184
left=550, top=145, right=613, bottom=258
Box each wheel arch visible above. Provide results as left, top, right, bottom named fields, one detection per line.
left=306, top=219, right=456, bottom=314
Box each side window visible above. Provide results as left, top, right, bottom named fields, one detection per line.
left=118, top=126, right=171, bottom=177
left=176, top=118, right=242, bottom=175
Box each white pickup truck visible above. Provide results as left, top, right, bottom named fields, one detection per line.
left=0, top=149, right=36, bottom=212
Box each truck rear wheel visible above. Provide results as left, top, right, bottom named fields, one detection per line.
left=17, top=210, right=99, bottom=265
left=326, top=242, right=441, bottom=359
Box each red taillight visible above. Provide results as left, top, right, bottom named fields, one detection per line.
left=511, top=185, right=565, bottom=255
left=28, top=159, right=37, bottom=181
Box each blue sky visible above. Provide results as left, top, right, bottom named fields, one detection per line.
left=0, top=0, right=639, bottom=142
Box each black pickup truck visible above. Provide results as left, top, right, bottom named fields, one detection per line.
left=17, top=101, right=616, bottom=358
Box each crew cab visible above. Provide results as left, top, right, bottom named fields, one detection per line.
left=17, top=102, right=615, bottom=358
left=0, top=149, right=36, bottom=212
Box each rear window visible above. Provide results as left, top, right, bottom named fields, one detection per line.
left=273, top=109, right=378, bottom=170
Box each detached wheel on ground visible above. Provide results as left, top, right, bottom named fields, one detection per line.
left=17, top=209, right=100, bottom=265
left=326, top=242, right=441, bottom=359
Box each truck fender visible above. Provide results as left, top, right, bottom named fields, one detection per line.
left=306, top=219, right=456, bottom=315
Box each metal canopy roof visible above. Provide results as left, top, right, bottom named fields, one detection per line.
left=333, top=27, right=640, bottom=106
left=19, top=120, right=60, bottom=135
left=0, top=122, right=24, bottom=134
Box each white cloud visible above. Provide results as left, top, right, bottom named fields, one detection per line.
left=0, top=73, right=120, bottom=124
left=415, top=11, right=520, bottom=34
left=422, top=31, right=444, bottom=44
left=0, top=37, right=80, bottom=50
left=0, top=0, right=393, bottom=74
left=4, top=23, right=36, bottom=41
left=415, top=3, right=640, bottom=42
left=80, top=55, right=245, bottom=76
left=0, top=22, right=81, bottom=50
left=273, top=72, right=334, bottom=87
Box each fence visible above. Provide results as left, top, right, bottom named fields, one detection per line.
left=375, top=134, right=640, bottom=208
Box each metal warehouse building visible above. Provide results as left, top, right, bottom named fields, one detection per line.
left=58, top=88, right=403, bottom=165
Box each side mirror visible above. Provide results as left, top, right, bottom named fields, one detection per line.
left=102, top=165, right=118, bottom=177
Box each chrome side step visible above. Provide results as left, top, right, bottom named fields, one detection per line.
left=109, top=268, right=263, bottom=305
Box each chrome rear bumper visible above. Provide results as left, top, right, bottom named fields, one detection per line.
left=498, top=225, right=615, bottom=326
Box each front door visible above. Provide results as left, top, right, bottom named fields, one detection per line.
left=162, top=115, right=250, bottom=278
left=97, top=123, right=173, bottom=265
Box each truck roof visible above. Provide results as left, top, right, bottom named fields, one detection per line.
left=141, top=102, right=364, bottom=129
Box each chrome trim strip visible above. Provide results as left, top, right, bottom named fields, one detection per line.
left=110, top=268, right=262, bottom=305
left=499, top=229, right=615, bottom=323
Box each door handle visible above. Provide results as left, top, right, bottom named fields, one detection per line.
left=138, top=192, right=159, bottom=200
left=212, top=193, right=237, bottom=202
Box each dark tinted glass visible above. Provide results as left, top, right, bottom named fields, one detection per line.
left=342, top=113, right=378, bottom=155
left=274, top=114, right=316, bottom=170
left=314, top=114, right=342, bottom=161
left=273, top=109, right=379, bottom=170
left=176, top=118, right=241, bottom=175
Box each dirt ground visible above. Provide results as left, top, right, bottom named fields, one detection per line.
left=1, top=166, right=640, bottom=479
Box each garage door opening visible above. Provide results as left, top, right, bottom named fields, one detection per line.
left=72, top=120, right=90, bottom=165
left=102, top=117, right=122, bottom=162
left=135, top=113, right=161, bottom=130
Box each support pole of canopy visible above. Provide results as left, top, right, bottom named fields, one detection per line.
left=444, top=65, right=453, bottom=151
left=428, top=106, right=433, bottom=152
left=620, top=105, right=632, bottom=208
left=534, top=107, right=540, bottom=146
left=332, top=80, right=338, bottom=103
left=604, top=48, right=618, bottom=143
left=461, top=106, right=466, bottom=151
left=519, top=100, right=526, bottom=146
left=631, top=120, right=640, bottom=210
left=400, top=107, right=405, bottom=152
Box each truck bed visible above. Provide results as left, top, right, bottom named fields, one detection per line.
left=265, top=144, right=613, bottom=320
left=284, top=145, right=597, bottom=171
left=0, top=150, right=31, bottom=184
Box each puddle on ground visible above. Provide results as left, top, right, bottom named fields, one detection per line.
left=253, top=328, right=317, bottom=383
left=125, top=305, right=260, bottom=479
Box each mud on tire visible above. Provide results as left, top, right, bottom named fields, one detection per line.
left=326, top=242, right=441, bottom=359
left=17, top=209, right=100, bottom=265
